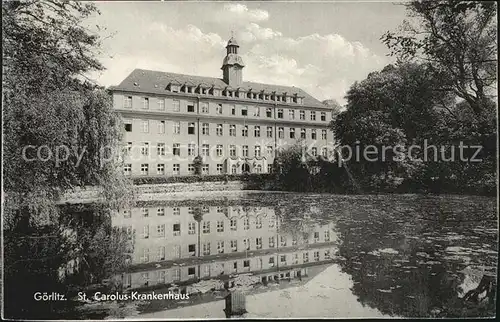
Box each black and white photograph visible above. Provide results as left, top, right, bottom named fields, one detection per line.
left=1, top=0, right=498, bottom=320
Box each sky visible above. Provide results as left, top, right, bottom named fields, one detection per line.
left=86, top=1, right=409, bottom=104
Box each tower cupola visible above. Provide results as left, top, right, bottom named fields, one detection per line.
left=221, top=35, right=244, bottom=87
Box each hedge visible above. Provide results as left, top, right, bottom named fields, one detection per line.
left=132, top=173, right=275, bottom=185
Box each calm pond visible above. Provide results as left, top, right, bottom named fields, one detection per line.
left=75, top=192, right=497, bottom=319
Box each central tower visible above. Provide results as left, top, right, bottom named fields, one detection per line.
left=221, top=36, right=245, bottom=87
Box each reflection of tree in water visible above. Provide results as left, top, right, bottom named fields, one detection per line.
left=333, top=208, right=496, bottom=318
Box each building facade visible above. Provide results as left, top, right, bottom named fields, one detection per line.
left=112, top=204, right=338, bottom=290
left=110, top=37, right=334, bottom=176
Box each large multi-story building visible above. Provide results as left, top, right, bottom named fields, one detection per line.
left=110, top=36, right=334, bottom=176
left=112, top=203, right=338, bottom=290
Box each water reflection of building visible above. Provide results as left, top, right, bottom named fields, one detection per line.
left=112, top=205, right=338, bottom=290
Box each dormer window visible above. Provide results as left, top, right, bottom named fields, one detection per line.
left=247, top=92, right=252, bottom=99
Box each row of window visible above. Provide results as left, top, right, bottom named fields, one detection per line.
left=165, top=84, right=305, bottom=104
left=121, top=206, right=272, bottom=218
left=124, top=163, right=270, bottom=176
left=122, top=96, right=331, bottom=120
left=128, top=217, right=280, bottom=238
left=124, top=119, right=329, bottom=140
left=131, top=248, right=332, bottom=287
left=125, top=142, right=328, bottom=159
left=138, top=242, right=331, bottom=265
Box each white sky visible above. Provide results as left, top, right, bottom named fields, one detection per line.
left=86, top=1, right=408, bottom=104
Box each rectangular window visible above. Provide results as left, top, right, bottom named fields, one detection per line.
left=269, top=256, right=275, bottom=267
left=157, top=207, right=165, bottom=216
left=201, top=102, right=209, bottom=113
left=173, top=268, right=180, bottom=281
left=255, top=217, right=262, bottom=229
left=172, top=223, right=181, bottom=236
left=216, top=124, right=223, bottom=136
left=188, top=222, right=196, bottom=235
left=241, top=106, right=248, bottom=116
left=173, top=143, right=180, bottom=156
left=254, top=106, right=260, bottom=117
left=300, top=110, right=305, bottom=120
left=141, top=142, right=149, bottom=156
left=202, top=243, right=210, bottom=256
left=266, top=145, right=273, bottom=155
left=141, top=248, right=150, bottom=262
left=280, top=236, right=287, bottom=247
left=321, top=112, right=326, bottom=121
left=157, top=164, right=165, bottom=175
left=256, top=237, right=262, bottom=249
left=278, top=127, right=284, bottom=139
left=310, top=111, right=316, bottom=121
left=188, top=123, right=195, bottom=135
left=277, top=109, right=283, bottom=119
left=202, top=144, right=210, bottom=157
left=243, top=218, right=249, bottom=230
left=303, top=252, right=309, bottom=263
left=157, top=143, right=165, bottom=156
left=311, top=129, right=317, bottom=140
left=289, top=109, right=295, bottom=119
left=216, top=144, right=223, bottom=157
left=269, top=237, right=275, bottom=248
left=267, top=164, right=273, bottom=173
left=173, top=121, right=180, bottom=134
left=217, top=241, right=224, bottom=254
left=202, top=123, right=209, bottom=135
left=266, top=108, right=272, bottom=118
left=173, top=207, right=180, bottom=216
left=188, top=164, right=195, bottom=174
left=216, top=104, right=223, bottom=114
left=300, top=128, right=306, bottom=139
left=141, top=208, right=149, bottom=217
left=322, top=147, right=328, bottom=158
left=242, top=125, right=248, bottom=137
left=229, top=125, right=236, bottom=136
left=254, top=126, right=260, bottom=137
left=231, top=240, right=237, bottom=252
left=188, top=143, right=195, bottom=156
left=217, top=164, right=223, bottom=174
left=124, top=120, right=132, bottom=132
left=229, top=145, right=236, bottom=157
left=202, top=221, right=210, bottom=234
left=230, top=218, right=237, bottom=231
left=157, top=224, right=165, bottom=238
left=140, top=164, right=149, bottom=175
left=124, top=164, right=132, bottom=176
left=243, top=238, right=250, bottom=250
left=244, top=260, right=250, bottom=268
left=142, top=97, right=149, bottom=109
left=141, top=120, right=149, bottom=133
left=158, top=99, right=165, bottom=111
left=242, top=145, right=248, bottom=157
left=157, top=270, right=166, bottom=283
left=172, top=164, right=180, bottom=175
left=187, top=103, right=195, bottom=113
left=173, top=100, right=180, bottom=112
left=202, top=164, right=209, bottom=175
left=314, top=251, right=320, bottom=261
left=322, top=129, right=327, bottom=140
left=124, top=96, right=132, bottom=108
left=311, top=147, right=317, bottom=157
left=289, top=128, right=295, bottom=139
left=254, top=145, right=261, bottom=158
left=142, top=225, right=149, bottom=239
left=217, top=220, right=224, bottom=232
left=267, top=126, right=273, bottom=138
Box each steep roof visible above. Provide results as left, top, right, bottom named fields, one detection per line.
left=110, top=68, right=325, bottom=108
